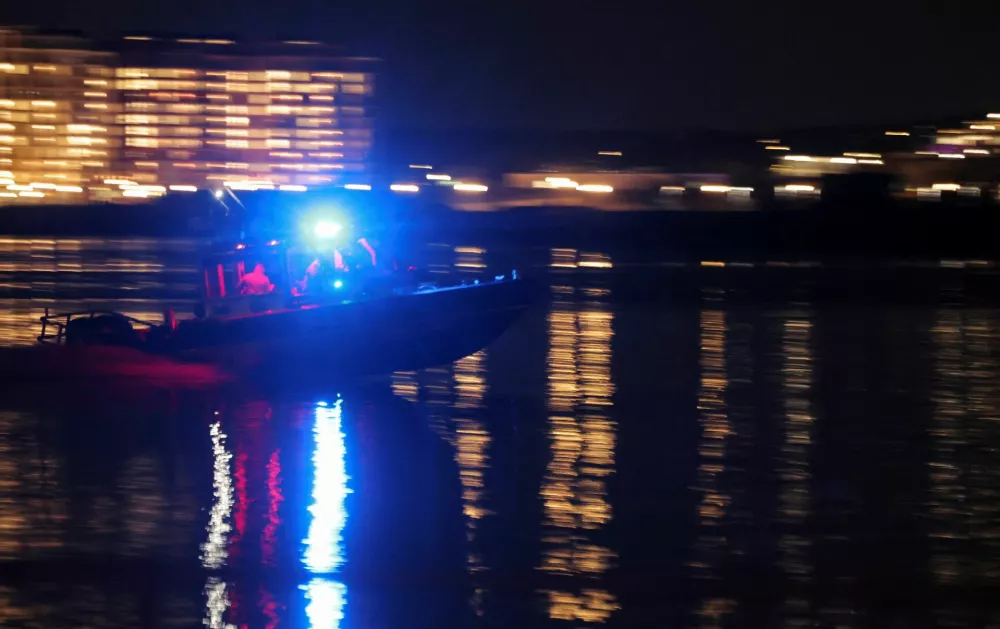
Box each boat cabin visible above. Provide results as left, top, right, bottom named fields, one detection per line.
left=199, top=240, right=346, bottom=318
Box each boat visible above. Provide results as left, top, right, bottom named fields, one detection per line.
left=29, top=215, right=538, bottom=381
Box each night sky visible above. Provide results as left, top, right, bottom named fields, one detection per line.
left=3, top=0, right=999, bottom=131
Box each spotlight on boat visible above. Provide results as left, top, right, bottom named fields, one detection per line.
left=313, top=220, right=343, bottom=239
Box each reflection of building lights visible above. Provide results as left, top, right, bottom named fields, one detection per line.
left=844, top=152, right=881, bottom=158
left=970, top=125, right=995, bottom=130
left=303, top=399, right=350, bottom=574
left=932, top=183, right=961, bottom=191
left=201, top=421, right=233, bottom=570
left=169, top=185, right=197, bottom=192
left=964, top=149, right=990, bottom=155
left=784, top=184, right=815, bottom=192
left=203, top=577, right=233, bottom=629
left=18, top=191, right=44, bottom=197
left=344, top=183, right=371, bottom=191
left=408, top=164, right=433, bottom=169
left=597, top=150, right=622, bottom=156
left=390, top=184, right=419, bottom=192
left=454, top=183, right=489, bottom=192
left=122, top=189, right=149, bottom=198
left=939, top=154, right=966, bottom=159
left=783, top=155, right=812, bottom=162
left=885, top=130, right=910, bottom=136
left=765, top=145, right=791, bottom=150
left=279, top=184, right=308, bottom=191
left=701, top=185, right=731, bottom=193
left=830, top=157, right=857, bottom=164
left=858, top=159, right=883, bottom=165
left=426, top=173, right=451, bottom=181
left=302, top=578, right=347, bottom=629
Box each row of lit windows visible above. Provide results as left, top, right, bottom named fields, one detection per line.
left=0, top=63, right=113, bottom=76
left=0, top=122, right=108, bottom=132
left=0, top=113, right=110, bottom=125
left=3, top=65, right=367, bottom=81
left=115, top=80, right=365, bottom=94
left=122, top=102, right=363, bottom=116
left=0, top=135, right=109, bottom=145
left=116, top=68, right=367, bottom=82
left=0, top=100, right=113, bottom=111
left=124, top=126, right=347, bottom=138
left=0, top=148, right=109, bottom=157
left=122, top=138, right=358, bottom=151
left=118, top=113, right=349, bottom=124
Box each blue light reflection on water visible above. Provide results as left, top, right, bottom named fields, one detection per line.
left=301, top=398, right=351, bottom=628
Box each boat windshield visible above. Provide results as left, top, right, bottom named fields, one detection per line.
left=202, top=248, right=288, bottom=316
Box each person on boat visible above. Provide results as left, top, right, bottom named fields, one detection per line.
left=293, top=259, right=322, bottom=296
left=239, top=263, right=274, bottom=296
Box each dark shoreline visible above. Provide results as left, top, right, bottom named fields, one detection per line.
left=0, top=199, right=998, bottom=260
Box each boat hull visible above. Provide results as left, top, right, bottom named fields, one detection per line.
left=167, top=278, right=537, bottom=378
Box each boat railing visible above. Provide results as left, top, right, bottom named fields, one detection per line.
left=37, top=308, right=161, bottom=345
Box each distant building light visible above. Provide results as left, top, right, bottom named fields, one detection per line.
left=103, top=179, right=133, bottom=186
left=344, top=184, right=371, bottom=191
left=938, top=153, right=966, bottom=159
left=914, top=151, right=938, bottom=156
left=6, top=185, right=31, bottom=191
left=701, top=185, right=731, bottom=193
left=932, top=183, right=961, bottom=191
left=123, top=189, right=150, bottom=198
left=124, top=36, right=153, bottom=41
left=885, top=131, right=910, bottom=136
left=784, top=184, right=816, bottom=192
left=858, top=159, right=883, bottom=165
left=169, top=185, right=198, bottom=192
left=19, top=191, right=44, bottom=197
left=783, top=155, right=813, bottom=162
left=970, top=125, right=995, bottom=130
left=988, top=113, right=1000, bottom=119
left=765, top=145, right=790, bottom=150
left=830, top=157, right=857, bottom=164
left=426, top=173, right=451, bottom=181
left=284, top=40, right=321, bottom=45
left=408, top=164, right=433, bottom=170
left=390, top=184, right=420, bottom=192
left=543, top=177, right=579, bottom=189
left=964, top=148, right=990, bottom=155
left=757, top=139, right=781, bottom=144
left=576, top=184, right=613, bottom=193
left=454, top=183, right=489, bottom=192
left=843, top=152, right=881, bottom=159
left=279, top=184, right=308, bottom=191
left=54, top=185, right=83, bottom=193
left=659, top=186, right=685, bottom=193
left=597, top=151, right=622, bottom=156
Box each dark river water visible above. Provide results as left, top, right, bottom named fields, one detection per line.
left=1, top=238, right=1000, bottom=628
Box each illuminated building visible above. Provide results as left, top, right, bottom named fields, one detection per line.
left=0, top=28, right=375, bottom=204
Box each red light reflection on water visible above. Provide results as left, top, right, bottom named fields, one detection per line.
left=262, top=449, right=283, bottom=565
left=230, top=452, right=248, bottom=557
